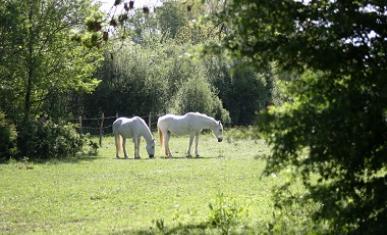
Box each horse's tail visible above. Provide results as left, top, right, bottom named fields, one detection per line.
left=114, top=133, right=122, bottom=155
left=112, top=122, right=122, bottom=156
left=158, top=126, right=163, bottom=153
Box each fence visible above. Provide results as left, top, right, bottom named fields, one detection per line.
left=71, top=112, right=156, bottom=147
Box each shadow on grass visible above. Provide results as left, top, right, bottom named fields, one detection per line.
left=109, top=222, right=210, bottom=235
left=0, top=154, right=101, bottom=165
left=114, top=157, right=155, bottom=161
left=113, top=155, right=224, bottom=161
left=45, top=154, right=100, bottom=164
left=159, top=155, right=224, bottom=160
left=109, top=222, right=261, bottom=235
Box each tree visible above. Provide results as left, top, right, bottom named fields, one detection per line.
left=81, top=42, right=192, bottom=118
left=206, top=55, right=272, bottom=125
left=219, top=0, right=387, bottom=233
left=170, top=77, right=230, bottom=123
left=0, top=0, right=104, bottom=159
left=156, top=1, right=187, bottom=41
left=0, top=0, right=103, bottom=122
left=0, top=111, right=17, bottom=161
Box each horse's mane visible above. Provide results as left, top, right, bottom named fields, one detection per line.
left=135, top=117, right=153, bottom=139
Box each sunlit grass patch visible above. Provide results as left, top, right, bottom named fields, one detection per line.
left=0, top=130, right=314, bottom=234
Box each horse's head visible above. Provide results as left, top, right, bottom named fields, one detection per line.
left=212, top=121, right=223, bottom=142
left=146, top=139, right=156, bottom=158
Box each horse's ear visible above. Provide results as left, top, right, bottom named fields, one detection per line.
left=218, top=120, right=221, bottom=125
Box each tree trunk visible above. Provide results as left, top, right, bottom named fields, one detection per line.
left=23, top=1, right=35, bottom=123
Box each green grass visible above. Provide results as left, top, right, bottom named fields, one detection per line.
left=0, top=131, right=298, bottom=234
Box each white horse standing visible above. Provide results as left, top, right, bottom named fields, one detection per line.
left=157, top=112, right=223, bottom=158
left=113, top=117, right=155, bottom=159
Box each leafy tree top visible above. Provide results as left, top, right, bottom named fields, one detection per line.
left=220, top=0, right=387, bottom=76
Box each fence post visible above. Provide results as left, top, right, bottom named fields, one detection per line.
left=79, top=116, right=83, bottom=135
left=148, top=112, right=152, bottom=129
left=99, top=112, right=104, bottom=147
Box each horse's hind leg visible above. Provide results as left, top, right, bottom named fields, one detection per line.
left=165, top=131, right=172, bottom=158
left=194, top=132, right=200, bottom=157
left=187, top=134, right=194, bottom=157
left=114, top=134, right=121, bottom=158
left=123, top=137, right=129, bottom=159
left=134, top=137, right=140, bottom=159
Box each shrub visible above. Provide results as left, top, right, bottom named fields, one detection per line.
left=81, top=134, right=99, bottom=156
left=266, top=183, right=329, bottom=235
left=17, top=119, right=84, bottom=160
left=0, top=112, right=17, bottom=161
left=208, top=193, right=245, bottom=234
left=170, top=78, right=231, bottom=123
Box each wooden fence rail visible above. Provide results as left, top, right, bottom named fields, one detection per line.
left=73, top=112, right=155, bottom=147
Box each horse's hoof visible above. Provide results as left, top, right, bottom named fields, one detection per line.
left=124, top=156, right=128, bottom=159
left=195, top=154, right=200, bottom=158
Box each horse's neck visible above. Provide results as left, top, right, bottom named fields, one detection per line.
left=202, top=116, right=217, bottom=129
left=141, top=125, right=153, bottom=143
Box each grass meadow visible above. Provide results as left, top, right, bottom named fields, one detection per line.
left=0, top=130, right=307, bottom=234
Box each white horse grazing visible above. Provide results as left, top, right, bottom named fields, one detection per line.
left=157, top=112, right=223, bottom=158
left=112, top=117, right=155, bottom=159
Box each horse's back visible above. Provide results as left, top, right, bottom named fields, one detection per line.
left=157, top=113, right=209, bottom=135
left=184, top=112, right=208, bottom=120
left=158, top=114, right=184, bottom=125
left=158, top=114, right=176, bottom=127
left=158, top=112, right=203, bottom=121
left=113, top=116, right=146, bottom=137
left=158, top=114, right=181, bottom=121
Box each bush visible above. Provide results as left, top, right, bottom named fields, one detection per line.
left=17, top=119, right=84, bottom=160
left=208, top=193, right=246, bottom=235
left=170, top=78, right=231, bottom=123
left=150, top=193, right=247, bottom=234
left=266, top=183, right=329, bottom=235
left=0, top=112, right=17, bottom=162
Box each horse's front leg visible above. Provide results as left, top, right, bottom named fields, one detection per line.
left=187, top=134, right=194, bottom=157
left=123, top=137, right=129, bottom=159
left=165, top=131, right=172, bottom=158
left=194, top=132, right=200, bottom=157
left=133, top=137, right=140, bottom=159
left=136, top=137, right=141, bottom=159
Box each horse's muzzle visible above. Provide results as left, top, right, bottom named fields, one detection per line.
left=149, top=154, right=154, bottom=159
left=217, top=138, right=223, bottom=142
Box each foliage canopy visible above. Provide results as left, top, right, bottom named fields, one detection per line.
left=0, top=0, right=104, bottom=159
left=219, top=0, right=387, bottom=233
left=0, top=0, right=103, bottom=122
